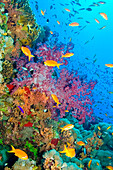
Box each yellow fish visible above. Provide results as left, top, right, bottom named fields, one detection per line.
left=107, top=126, right=111, bottom=130
left=2, top=33, right=8, bottom=36
left=60, top=144, right=75, bottom=158
left=65, top=110, right=69, bottom=112
left=98, top=126, right=101, bottom=130
left=44, top=60, right=63, bottom=69
left=21, top=46, right=35, bottom=61
left=51, top=94, right=61, bottom=106
left=8, top=145, right=28, bottom=160
left=61, top=53, right=74, bottom=58
left=60, top=124, right=74, bottom=132
left=106, top=166, right=113, bottom=170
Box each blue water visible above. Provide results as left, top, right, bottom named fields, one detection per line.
left=29, top=0, right=113, bottom=124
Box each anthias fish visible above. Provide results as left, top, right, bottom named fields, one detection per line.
left=65, top=8, right=70, bottom=12
left=60, top=124, right=74, bottom=132
left=44, top=60, right=63, bottom=69
left=106, top=166, right=113, bottom=170
left=99, top=12, right=108, bottom=20
left=105, top=64, right=113, bottom=68
left=69, top=22, right=79, bottom=26
left=60, top=144, right=75, bottom=158
left=21, top=46, right=35, bottom=61
left=51, top=94, right=61, bottom=106
left=88, top=160, right=92, bottom=168
left=61, top=53, right=74, bottom=58
left=95, top=18, right=100, bottom=23
left=8, top=145, right=28, bottom=160
left=77, top=141, right=85, bottom=146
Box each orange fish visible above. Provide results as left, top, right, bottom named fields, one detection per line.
left=41, top=10, right=46, bottom=16
left=8, top=145, right=28, bottom=160
left=44, top=60, right=63, bottom=69
left=106, top=166, right=113, bottom=170
left=60, top=145, right=75, bottom=158
left=107, top=157, right=112, bottom=159
left=65, top=8, right=70, bottom=12
left=88, top=160, right=92, bottom=168
left=97, top=162, right=99, bottom=166
left=95, top=18, right=100, bottom=23
left=99, top=12, right=108, bottom=20
left=60, top=124, right=74, bottom=132
left=105, top=64, right=113, bottom=68
left=57, top=21, right=60, bottom=24
left=51, top=94, right=61, bottom=106
left=65, top=110, right=69, bottom=112
left=69, top=22, right=79, bottom=26
left=50, top=31, right=53, bottom=34
left=61, top=53, right=74, bottom=58
left=21, top=46, right=35, bottom=61
left=77, top=141, right=85, bottom=146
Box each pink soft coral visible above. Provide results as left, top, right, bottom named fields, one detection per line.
left=10, top=42, right=96, bottom=124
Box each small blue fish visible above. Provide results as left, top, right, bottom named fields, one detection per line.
left=18, top=106, right=24, bottom=113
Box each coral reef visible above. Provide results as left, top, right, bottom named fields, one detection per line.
left=2, top=60, right=14, bottom=83
left=10, top=42, right=96, bottom=124
left=11, top=158, right=37, bottom=170
left=0, top=0, right=113, bottom=169
left=43, top=149, right=82, bottom=170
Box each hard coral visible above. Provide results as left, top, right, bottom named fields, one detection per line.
left=43, top=149, right=63, bottom=170
left=2, top=60, right=14, bottom=83
left=12, top=158, right=37, bottom=170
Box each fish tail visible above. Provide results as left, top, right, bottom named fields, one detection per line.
left=29, top=55, right=35, bottom=61
left=7, top=145, right=15, bottom=153
left=57, top=63, right=63, bottom=69
left=57, top=102, right=61, bottom=106
left=59, top=145, right=67, bottom=153
left=60, top=127, right=64, bottom=132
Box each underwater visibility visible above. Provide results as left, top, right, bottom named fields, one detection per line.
left=0, top=0, right=113, bottom=169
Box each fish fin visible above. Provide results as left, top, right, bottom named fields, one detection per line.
left=60, top=145, right=67, bottom=153
left=67, top=142, right=71, bottom=147
left=57, top=63, right=63, bottom=69
left=7, top=145, right=15, bottom=153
